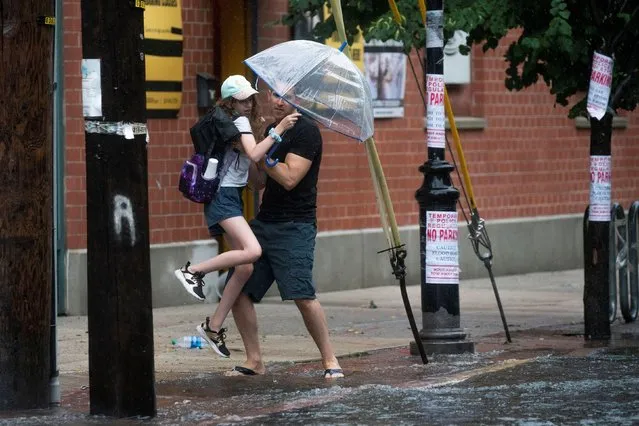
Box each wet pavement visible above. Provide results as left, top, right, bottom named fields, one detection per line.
left=3, top=269, right=639, bottom=424
left=4, top=325, right=639, bottom=425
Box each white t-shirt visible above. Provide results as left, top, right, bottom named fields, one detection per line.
left=221, top=116, right=252, bottom=187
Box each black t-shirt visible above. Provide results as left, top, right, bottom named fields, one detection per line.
left=257, top=116, right=322, bottom=223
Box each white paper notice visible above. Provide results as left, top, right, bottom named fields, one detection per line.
left=426, top=10, right=444, bottom=48
left=82, top=59, right=102, bottom=117
left=589, top=155, right=611, bottom=222
left=426, top=74, right=445, bottom=149
left=425, top=211, right=459, bottom=285
left=586, top=52, right=613, bottom=120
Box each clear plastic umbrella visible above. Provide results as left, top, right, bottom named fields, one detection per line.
left=244, top=40, right=374, bottom=142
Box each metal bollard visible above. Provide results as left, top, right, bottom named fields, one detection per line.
left=610, top=203, right=627, bottom=323
left=622, top=201, right=639, bottom=322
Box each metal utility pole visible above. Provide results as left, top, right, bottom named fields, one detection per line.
left=583, top=48, right=616, bottom=341
left=80, top=0, right=156, bottom=417
left=584, top=114, right=613, bottom=340
left=0, top=0, right=55, bottom=410
left=412, top=0, right=474, bottom=355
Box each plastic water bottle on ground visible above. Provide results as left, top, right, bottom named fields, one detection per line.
left=172, top=335, right=205, bottom=349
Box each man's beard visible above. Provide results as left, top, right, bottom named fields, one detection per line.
left=273, top=109, right=288, bottom=121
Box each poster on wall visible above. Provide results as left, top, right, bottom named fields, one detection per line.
left=364, top=39, right=407, bottom=118
left=144, top=0, right=184, bottom=118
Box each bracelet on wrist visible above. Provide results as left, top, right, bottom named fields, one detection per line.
left=268, top=128, right=283, bottom=143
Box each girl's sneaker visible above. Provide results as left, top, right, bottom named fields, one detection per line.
left=174, top=261, right=206, bottom=301
left=196, top=317, right=230, bottom=358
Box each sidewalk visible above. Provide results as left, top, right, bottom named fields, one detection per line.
left=57, top=269, right=588, bottom=379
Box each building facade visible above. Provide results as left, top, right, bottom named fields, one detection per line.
left=59, top=0, right=639, bottom=314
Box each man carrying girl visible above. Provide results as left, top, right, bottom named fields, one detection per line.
left=174, top=75, right=299, bottom=357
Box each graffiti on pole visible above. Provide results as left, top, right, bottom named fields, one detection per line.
left=113, top=195, right=136, bottom=247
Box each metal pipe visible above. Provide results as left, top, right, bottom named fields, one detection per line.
left=50, top=0, right=64, bottom=407
left=625, top=201, right=639, bottom=322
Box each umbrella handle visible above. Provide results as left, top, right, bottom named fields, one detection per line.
left=265, top=144, right=279, bottom=168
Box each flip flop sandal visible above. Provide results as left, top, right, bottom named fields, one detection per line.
left=323, top=368, right=344, bottom=378
left=231, top=366, right=257, bottom=376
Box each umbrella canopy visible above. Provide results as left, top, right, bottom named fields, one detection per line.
left=244, top=40, right=374, bottom=142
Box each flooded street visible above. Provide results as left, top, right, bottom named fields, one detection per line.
left=4, top=335, right=639, bottom=425
left=177, top=346, right=639, bottom=425
left=3, top=271, right=638, bottom=425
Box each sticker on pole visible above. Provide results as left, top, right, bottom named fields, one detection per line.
left=425, top=211, right=459, bottom=285
left=586, top=52, right=613, bottom=120
left=426, top=10, right=444, bottom=49
left=589, top=155, right=611, bottom=222
left=426, top=74, right=445, bottom=149
left=82, top=59, right=102, bottom=118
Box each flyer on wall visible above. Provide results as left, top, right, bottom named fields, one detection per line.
left=425, top=211, right=460, bottom=285
left=586, top=52, right=613, bottom=120
left=81, top=59, right=102, bottom=118
left=589, top=155, right=612, bottom=222
left=364, top=39, right=407, bottom=118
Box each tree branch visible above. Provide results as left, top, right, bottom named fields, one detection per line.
left=618, top=0, right=629, bottom=14
left=610, top=74, right=633, bottom=108
left=590, top=0, right=603, bottom=25
left=611, top=5, right=639, bottom=50
left=610, top=47, right=639, bottom=108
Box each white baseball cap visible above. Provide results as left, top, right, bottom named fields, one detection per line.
left=220, top=75, right=259, bottom=100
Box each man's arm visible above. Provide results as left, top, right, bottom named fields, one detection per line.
left=262, top=152, right=312, bottom=191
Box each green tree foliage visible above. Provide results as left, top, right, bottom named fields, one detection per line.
left=282, top=0, right=639, bottom=118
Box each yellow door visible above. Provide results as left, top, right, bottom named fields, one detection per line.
left=214, top=0, right=258, bottom=253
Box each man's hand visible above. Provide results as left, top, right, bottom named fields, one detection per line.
left=274, top=112, right=301, bottom=136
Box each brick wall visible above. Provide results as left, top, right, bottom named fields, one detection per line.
left=63, top=0, right=215, bottom=249
left=145, top=0, right=214, bottom=245
left=62, top=0, right=85, bottom=250
left=317, top=32, right=639, bottom=230
left=63, top=1, right=639, bottom=250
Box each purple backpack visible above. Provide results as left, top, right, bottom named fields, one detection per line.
left=178, top=107, right=240, bottom=204
left=178, top=153, right=218, bottom=204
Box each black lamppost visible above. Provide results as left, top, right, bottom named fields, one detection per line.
left=412, top=0, right=474, bottom=355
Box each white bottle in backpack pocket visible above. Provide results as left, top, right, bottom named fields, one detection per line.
left=203, top=158, right=218, bottom=180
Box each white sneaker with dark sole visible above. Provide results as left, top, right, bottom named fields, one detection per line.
left=174, top=261, right=206, bottom=301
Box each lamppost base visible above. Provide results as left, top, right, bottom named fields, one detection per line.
left=410, top=339, right=475, bottom=356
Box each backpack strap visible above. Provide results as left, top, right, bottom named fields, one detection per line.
left=203, top=108, right=221, bottom=159
left=204, top=107, right=241, bottom=160
left=204, top=128, right=217, bottom=159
